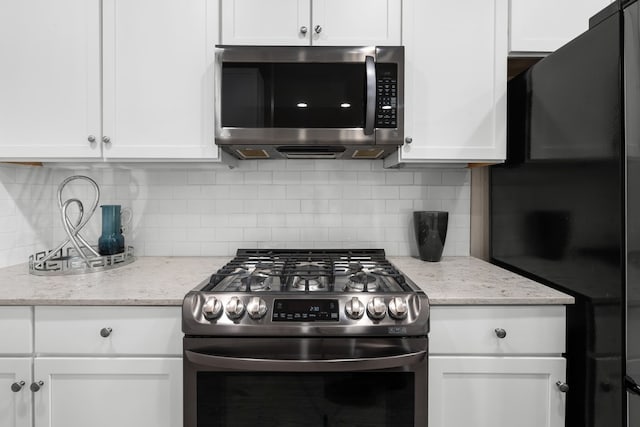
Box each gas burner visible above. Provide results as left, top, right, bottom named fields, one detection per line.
left=344, top=271, right=380, bottom=292
left=290, top=277, right=327, bottom=292
left=240, top=272, right=271, bottom=292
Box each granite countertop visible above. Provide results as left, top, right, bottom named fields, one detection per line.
left=0, top=256, right=573, bottom=306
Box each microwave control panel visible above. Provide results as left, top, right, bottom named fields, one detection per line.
left=376, top=63, right=398, bottom=129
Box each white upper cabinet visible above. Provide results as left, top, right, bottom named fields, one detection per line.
left=385, top=0, right=508, bottom=165
left=0, top=0, right=220, bottom=162
left=0, top=0, right=101, bottom=160
left=509, top=0, right=613, bottom=53
left=102, top=0, right=219, bottom=160
left=220, top=0, right=401, bottom=46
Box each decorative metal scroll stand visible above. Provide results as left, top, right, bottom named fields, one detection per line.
left=29, top=175, right=135, bottom=276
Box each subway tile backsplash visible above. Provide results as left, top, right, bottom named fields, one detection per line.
left=0, top=160, right=471, bottom=268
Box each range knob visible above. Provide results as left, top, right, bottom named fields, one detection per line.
left=345, top=297, right=365, bottom=319
left=225, top=297, right=245, bottom=320
left=388, top=297, right=408, bottom=320
left=367, top=297, right=387, bottom=320
left=202, top=296, right=223, bottom=320
left=247, top=297, right=268, bottom=320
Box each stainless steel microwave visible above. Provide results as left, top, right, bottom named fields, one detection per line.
left=214, top=45, right=404, bottom=160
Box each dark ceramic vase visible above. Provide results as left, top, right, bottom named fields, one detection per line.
left=413, top=211, right=448, bottom=262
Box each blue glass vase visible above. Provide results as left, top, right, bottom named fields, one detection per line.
left=98, top=205, right=125, bottom=255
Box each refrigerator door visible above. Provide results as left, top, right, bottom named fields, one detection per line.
left=492, top=6, right=625, bottom=427
left=624, top=1, right=640, bottom=425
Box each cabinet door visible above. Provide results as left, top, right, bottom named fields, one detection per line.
left=33, top=358, right=182, bottom=427
left=102, top=0, right=219, bottom=160
left=311, top=0, right=401, bottom=46
left=391, top=0, right=507, bottom=164
left=429, top=356, right=566, bottom=427
left=220, top=0, right=311, bottom=45
left=0, top=0, right=101, bottom=160
left=0, top=358, right=31, bottom=427
left=510, top=0, right=612, bottom=53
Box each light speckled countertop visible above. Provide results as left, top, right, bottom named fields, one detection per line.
left=0, top=256, right=573, bottom=306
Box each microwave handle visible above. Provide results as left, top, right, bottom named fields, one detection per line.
left=364, top=55, right=376, bottom=136
left=185, top=349, right=426, bottom=372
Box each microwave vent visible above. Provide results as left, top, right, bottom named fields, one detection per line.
left=352, top=149, right=385, bottom=159
left=236, top=148, right=270, bottom=159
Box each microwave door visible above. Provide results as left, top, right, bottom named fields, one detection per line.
left=217, top=51, right=376, bottom=145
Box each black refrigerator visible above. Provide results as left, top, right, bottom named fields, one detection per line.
left=491, top=1, right=640, bottom=426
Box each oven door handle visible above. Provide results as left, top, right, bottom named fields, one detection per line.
left=364, top=55, right=376, bottom=136
left=185, top=350, right=427, bottom=372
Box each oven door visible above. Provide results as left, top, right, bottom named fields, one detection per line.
left=184, top=337, right=427, bottom=427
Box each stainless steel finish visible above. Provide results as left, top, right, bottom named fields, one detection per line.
left=556, top=381, right=570, bottom=393
left=246, top=296, right=268, bottom=320
left=102, top=136, right=111, bottom=144
left=314, top=25, right=322, bottom=34
left=494, top=328, right=507, bottom=339
left=100, top=327, right=112, bottom=337
left=367, top=296, right=387, bottom=320
left=388, top=296, right=408, bottom=320
left=364, top=55, right=376, bottom=136
left=184, top=290, right=428, bottom=337
left=405, top=137, right=413, bottom=144
left=30, top=381, right=43, bottom=392
left=225, top=296, right=245, bottom=320
left=214, top=45, right=405, bottom=159
left=345, top=296, right=365, bottom=319
left=183, top=336, right=428, bottom=427
left=88, top=135, right=96, bottom=143
left=299, top=26, right=308, bottom=34
left=186, top=348, right=426, bottom=372
left=11, top=381, right=25, bottom=392
left=202, top=296, right=223, bottom=320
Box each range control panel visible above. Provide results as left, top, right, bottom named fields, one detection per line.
left=272, top=299, right=339, bottom=322
left=375, top=63, right=398, bottom=128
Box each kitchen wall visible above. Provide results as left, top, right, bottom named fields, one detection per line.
left=0, top=160, right=471, bottom=269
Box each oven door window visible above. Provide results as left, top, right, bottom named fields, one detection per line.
left=197, top=372, right=414, bottom=427
left=221, top=63, right=366, bottom=128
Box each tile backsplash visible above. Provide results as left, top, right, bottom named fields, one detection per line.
left=0, top=160, right=471, bottom=268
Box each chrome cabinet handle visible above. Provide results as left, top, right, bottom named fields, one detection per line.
left=11, top=381, right=25, bottom=392
left=314, top=25, right=322, bottom=34
left=30, top=381, right=44, bottom=392
left=102, top=136, right=111, bottom=144
left=88, top=135, right=96, bottom=143
left=300, top=26, right=308, bottom=34
left=100, top=327, right=113, bottom=337
left=494, top=328, right=507, bottom=339
left=556, top=381, right=569, bottom=393
left=405, top=137, right=413, bottom=144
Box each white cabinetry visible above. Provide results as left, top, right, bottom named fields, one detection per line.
left=385, top=0, right=508, bottom=166
left=220, top=0, right=401, bottom=46
left=428, top=305, right=567, bottom=427
left=0, top=307, right=32, bottom=427
left=510, top=0, right=613, bottom=53
left=0, top=0, right=219, bottom=162
left=0, top=306, right=182, bottom=427
left=0, top=0, right=101, bottom=160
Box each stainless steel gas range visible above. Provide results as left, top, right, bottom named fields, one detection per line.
left=182, top=249, right=430, bottom=427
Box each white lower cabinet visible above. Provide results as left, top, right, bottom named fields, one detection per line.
left=428, top=305, right=567, bottom=427
left=0, top=306, right=183, bottom=427
left=429, top=356, right=566, bottom=427
left=0, top=358, right=31, bottom=427
left=33, top=358, right=182, bottom=427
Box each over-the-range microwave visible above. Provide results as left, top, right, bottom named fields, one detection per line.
left=214, top=45, right=404, bottom=160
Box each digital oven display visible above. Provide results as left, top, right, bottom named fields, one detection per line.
left=272, top=299, right=339, bottom=322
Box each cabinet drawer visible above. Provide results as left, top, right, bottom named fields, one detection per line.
left=35, top=306, right=181, bottom=355
left=429, top=305, right=565, bottom=355
left=0, top=306, right=33, bottom=354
